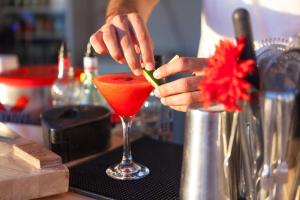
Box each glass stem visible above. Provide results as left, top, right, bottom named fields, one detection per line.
left=120, top=115, right=135, bottom=165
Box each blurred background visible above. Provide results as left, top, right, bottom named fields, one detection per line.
left=0, top=0, right=200, bottom=65
left=0, top=0, right=201, bottom=143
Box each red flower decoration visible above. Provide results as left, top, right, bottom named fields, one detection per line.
left=198, top=38, right=255, bottom=111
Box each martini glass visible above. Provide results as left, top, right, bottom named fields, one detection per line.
left=93, top=73, right=153, bottom=180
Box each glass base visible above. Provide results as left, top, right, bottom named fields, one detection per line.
left=106, top=162, right=150, bottom=180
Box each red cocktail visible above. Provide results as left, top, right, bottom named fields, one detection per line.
left=94, top=73, right=153, bottom=180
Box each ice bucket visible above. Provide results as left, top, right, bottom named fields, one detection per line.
left=0, top=65, right=82, bottom=124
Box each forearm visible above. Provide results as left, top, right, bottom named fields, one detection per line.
left=105, top=0, right=159, bottom=23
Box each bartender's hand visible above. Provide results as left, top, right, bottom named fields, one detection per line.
left=153, top=57, right=206, bottom=112
left=90, top=13, right=155, bottom=75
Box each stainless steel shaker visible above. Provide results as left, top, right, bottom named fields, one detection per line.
left=180, top=103, right=237, bottom=200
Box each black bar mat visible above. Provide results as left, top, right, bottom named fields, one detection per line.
left=69, top=137, right=183, bottom=200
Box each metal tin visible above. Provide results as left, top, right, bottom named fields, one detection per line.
left=180, top=103, right=233, bottom=200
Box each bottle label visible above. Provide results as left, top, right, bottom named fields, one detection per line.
left=83, top=57, right=98, bottom=73
left=58, top=56, right=74, bottom=79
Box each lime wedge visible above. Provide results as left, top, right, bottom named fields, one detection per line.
left=142, top=55, right=180, bottom=88
left=142, top=68, right=163, bottom=88
left=168, top=55, right=180, bottom=63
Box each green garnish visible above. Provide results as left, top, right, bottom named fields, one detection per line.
left=142, top=68, right=163, bottom=88
left=142, top=55, right=179, bottom=88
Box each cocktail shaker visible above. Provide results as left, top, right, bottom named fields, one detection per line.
left=180, top=103, right=238, bottom=200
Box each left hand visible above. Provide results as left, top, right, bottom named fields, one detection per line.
left=153, top=57, right=206, bottom=112
left=90, top=13, right=155, bottom=75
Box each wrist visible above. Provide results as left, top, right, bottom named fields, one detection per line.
left=105, top=13, right=115, bottom=23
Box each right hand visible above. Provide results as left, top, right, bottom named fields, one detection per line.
left=153, top=57, right=206, bottom=112
left=90, top=13, right=155, bottom=75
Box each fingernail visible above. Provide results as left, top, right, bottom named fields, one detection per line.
left=133, top=69, right=142, bottom=76
left=153, top=70, right=160, bottom=79
left=117, top=58, right=126, bottom=64
left=154, top=89, right=160, bottom=97
left=160, top=98, right=166, bottom=104
left=89, top=35, right=96, bottom=43
left=145, top=62, right=154, bottom=71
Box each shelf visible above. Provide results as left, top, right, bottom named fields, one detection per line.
left=2, top=6, right=65, bottom=16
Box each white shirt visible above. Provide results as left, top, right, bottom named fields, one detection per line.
left=198, top=0, right=300, bottom=57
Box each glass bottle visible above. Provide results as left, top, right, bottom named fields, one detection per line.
left=80, top=42, right=108, bottom=107
left=51, top=42, right=80, bottom=107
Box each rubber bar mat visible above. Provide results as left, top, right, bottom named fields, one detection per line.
left=69, top=137, right=183, bottom=200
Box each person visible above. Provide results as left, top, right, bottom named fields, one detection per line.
left=90, top=0, right=300, bottom=112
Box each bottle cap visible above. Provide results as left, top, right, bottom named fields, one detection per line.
left=85, top=42, right=96, bottom=57
left=59, top=42, right=69, bottom=57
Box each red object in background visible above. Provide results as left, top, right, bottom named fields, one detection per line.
left=0, top=102, right=6, bottom=112
left=0, top=65, right=82, bottom=87
left=0, top=65, right=83, bottom=123
left=0, top=96, right=29, bottom=113
left=198, top=38, right=255, bottom=111
left=10, top=96, right=29, bottom=112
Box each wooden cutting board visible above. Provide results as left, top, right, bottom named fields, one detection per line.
left=0, top=136, right=69, bottom=200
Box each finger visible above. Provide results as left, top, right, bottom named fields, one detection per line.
left=134, top=44, right=141, bottom=54
left=169, top=105, right=189, bottom=112
left=129, top=29, right=140, bottom=53
left=102, top=24, right=126, bottom=64
left=156, top=76, right=203, bottom=97
left=113, top=15, right=141, bottom=75
left=128, top=13, right=154, bottom=70
left=161, top=91, right=200, bottom=106
left=90, top=30, right=108, bottom=54
left=153, top=57, right=206, bottom=79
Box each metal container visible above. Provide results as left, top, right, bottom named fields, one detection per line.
left=180, top=103, right=236, bottom=200
left=0, top=65, right=82, bottom=124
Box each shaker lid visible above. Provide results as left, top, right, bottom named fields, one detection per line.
left=0, top=65, right=82, bottom=87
